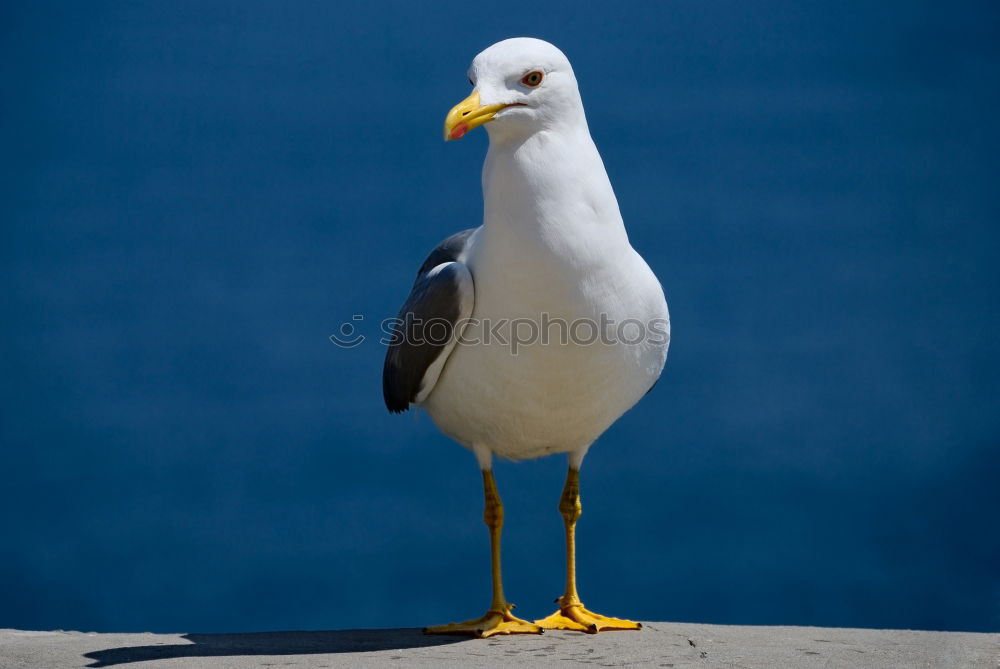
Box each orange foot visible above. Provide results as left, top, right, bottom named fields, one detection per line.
left=425, top=603, right=543, bottom=638
left=535, top=598, right=642, bottom=634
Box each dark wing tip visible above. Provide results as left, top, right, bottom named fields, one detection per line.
left=382, top=358, right=411, bottom=413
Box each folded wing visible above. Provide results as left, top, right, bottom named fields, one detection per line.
left=382, top=229, right=476, bottom=413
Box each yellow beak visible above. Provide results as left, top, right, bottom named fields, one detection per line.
left=443, top=91, right=508, bottom=141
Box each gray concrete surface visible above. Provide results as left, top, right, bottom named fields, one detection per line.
left=1, top=623, right=997, bottom=668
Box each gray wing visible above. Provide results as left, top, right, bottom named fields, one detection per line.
left=382, top=229, right=476, bottom=413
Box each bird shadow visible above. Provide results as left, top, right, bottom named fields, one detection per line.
left=83, top=628, right=468, bottom=667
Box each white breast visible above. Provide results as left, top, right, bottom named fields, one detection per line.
left=421, top=227, right=669, bottom=460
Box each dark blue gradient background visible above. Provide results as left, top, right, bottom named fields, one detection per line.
left=2, top=1, right=998, bottom=633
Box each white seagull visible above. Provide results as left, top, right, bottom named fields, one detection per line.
left=383, top=37, right=670, bottom=637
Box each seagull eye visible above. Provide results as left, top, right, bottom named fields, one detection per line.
left=468, top=76, right=474, bottom=86
left=521, top=70, right=544, bottom=87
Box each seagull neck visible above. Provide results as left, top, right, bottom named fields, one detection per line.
left=481, top=125, right=625, bottom=237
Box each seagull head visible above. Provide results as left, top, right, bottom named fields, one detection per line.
left=444, top=38, right=584, bottom=142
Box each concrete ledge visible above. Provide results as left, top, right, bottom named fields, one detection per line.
left=2, top=623, right=997, bottom=668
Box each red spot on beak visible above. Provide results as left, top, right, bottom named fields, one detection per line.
left=449, top=122, right=469, bottom=140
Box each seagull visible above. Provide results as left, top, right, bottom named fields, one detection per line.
left=382, top=37, right=670, bottom=638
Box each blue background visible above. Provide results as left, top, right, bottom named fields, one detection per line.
left=2, top=1, right=998, bottom=634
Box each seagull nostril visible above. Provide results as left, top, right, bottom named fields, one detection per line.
left=461, top=111, right=470, bottom=116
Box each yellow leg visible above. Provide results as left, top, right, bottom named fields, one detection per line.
left=424, top=469, right=543, bottom=638
left=535, top=467, right=642, bottom=633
